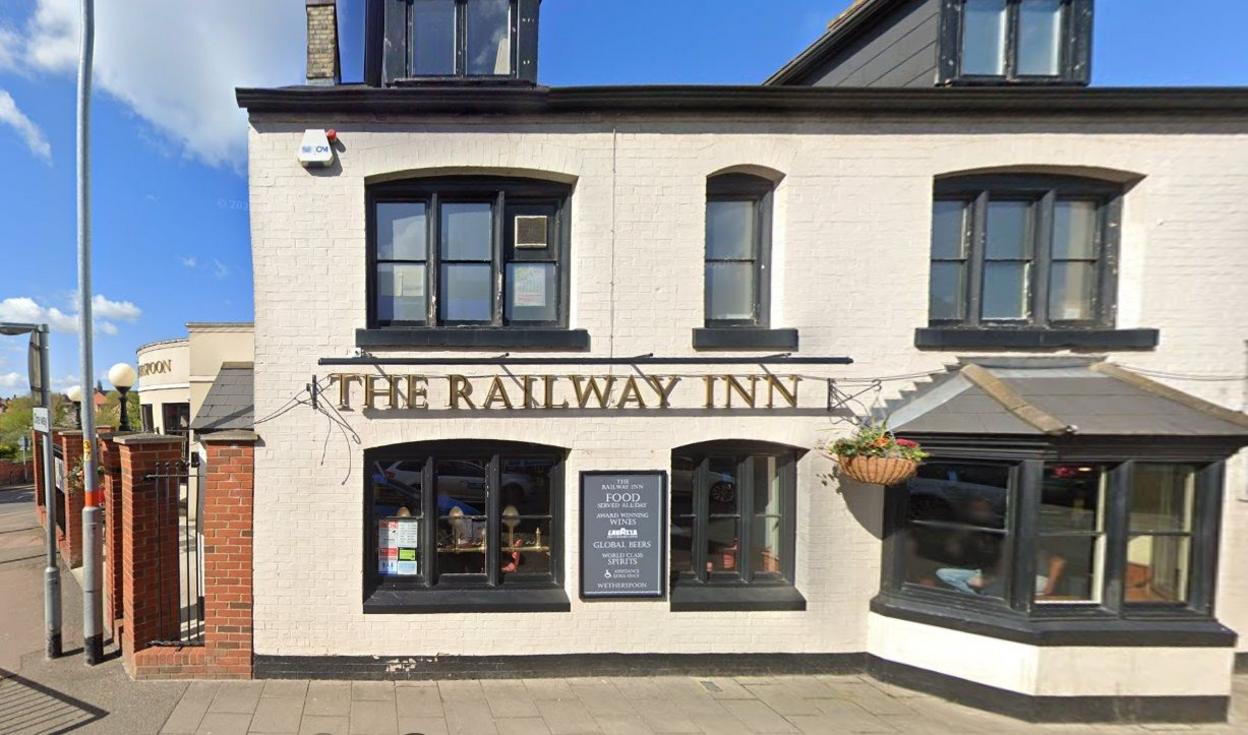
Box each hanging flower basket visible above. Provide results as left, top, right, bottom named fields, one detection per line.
left=837, top=455, right=919, bottom=485
left=823, top=423, right=928, bottom=487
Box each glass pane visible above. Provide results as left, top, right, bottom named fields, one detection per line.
left=501, top=518, right=550, bottom=579
left=505, top=263, right=557, bottom=323
left=931, top=200, right=968, bottom=260
left=376, top=203, right=427, bottom=261
left=751, top=515, right=783, bottom=576
left=907, top=462, right=1009, bottom=530
left=928, top=262, right=965, bottom=321
left=1052, top=200, right=1098, bottom=259
left=1035, top=536, right=1101, bottom=603
left=706, top=262, right=755, bottom=321
left=466, top=0, right=512, bottom=76
left=372, top=459, right=424, bottom=518
left=671, top=515, right=694, bottom=576
left=412, top=0, right=456, bottom=76
left=904, top=527, right=1008, bottom=599
left=981, top=262, right=1028, bottom=320
left=708, top=458, right=739, bottom=515
left=1048, top=261, right=1095, bottom=322
left=435, top=458, right=488, bottom=576
left=961, top=0, right=1007, bottom=75
left=706, top=518, right=740, bottom=576
left=985, top=201, right=1032, bottom=259
left=1018, top=0, right=1064, bottom=76
left=1130, top=464, right=1195, bottom=533
left=377, top=263, right=427, bottom=323
left=441, top=202, right=493, bottom=261
left=1039, top=464, right=1105, bottom=533
left=752, top=455, right=781, bottom=516
left=440, top=264, right=492, bottom=322
left=671, top=455, right=694, bottom=517
left=500, top=458, right=552, bottom=518
left=1126, top=535, right=1191, bottom=603
left=706, top=200, right=755, bottom=260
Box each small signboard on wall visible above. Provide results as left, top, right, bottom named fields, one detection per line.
left=377, top=518, right=420, bottom=577
left=580, top=471, right=667, bottom=600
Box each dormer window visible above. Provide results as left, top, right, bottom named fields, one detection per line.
left=367, top=0, right=540, bottom=86
left=939, top=0, right=1092, bottom=85
left=411, top=0, right=513, bottom=77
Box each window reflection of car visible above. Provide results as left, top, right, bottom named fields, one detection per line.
left=907, top=475, right=1006, bottom=528
left=668, top=467, right=736, bottom=557
left=371, top=460, right=539, bottom=518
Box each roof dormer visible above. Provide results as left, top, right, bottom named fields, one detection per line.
left=365, top=0, right=541, bottom=87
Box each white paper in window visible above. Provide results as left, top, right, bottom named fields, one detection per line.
left=512, top=264, right=547, bottom=307
left=396, top=268, right=425, bottom=300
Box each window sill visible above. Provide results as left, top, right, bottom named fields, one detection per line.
left=363, top=586, right=571, bottom=614
left=870, top=594, right=1236, bottom=647
left=356, top=328, right=590, bottom=350
left=670, top=584, right=806, bottom=612
left=914, top=327, right=1159, bottom=350
left=692, top=328, right=799, bottom=351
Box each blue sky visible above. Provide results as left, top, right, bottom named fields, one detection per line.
left=1, top=0, right=1246, bottom=396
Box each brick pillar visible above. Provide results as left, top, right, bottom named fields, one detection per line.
left=115, top=434, right=184, bottom=675
left=56, top=431, right=85, bottom=567
left=98, top=434, right=126, bottom=628
left=129, top=430, right=257, bottom=680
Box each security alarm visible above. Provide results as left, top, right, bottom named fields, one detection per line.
left=297, top=128, right=336, bottom=167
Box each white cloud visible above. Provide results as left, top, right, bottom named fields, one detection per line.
left=0, top=24, right=21, bottom=71
left=0, top=295, right=141, bottom=334
left=0, top=372, right=22, bottom=389
left=0, top=89, right=52, bottom=161
left=11, top=0, right=304, bottom=170
left=180, top=256, right=197, bottom=268
left=210, top=259, right=229, bottom=279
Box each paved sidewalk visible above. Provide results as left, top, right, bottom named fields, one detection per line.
left=157, top=674, right=1248, bottom=735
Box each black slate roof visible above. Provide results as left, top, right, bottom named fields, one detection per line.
left=190, top=363, right=254, bottom=432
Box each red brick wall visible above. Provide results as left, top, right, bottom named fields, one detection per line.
left=98, top=436, right=124, bottom=627
left=129, top=432, right=256, bottom=680
left=0, top=459, right=32, bottom=485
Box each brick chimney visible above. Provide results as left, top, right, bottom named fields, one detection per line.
left=306, top=0, right=341, bottom=86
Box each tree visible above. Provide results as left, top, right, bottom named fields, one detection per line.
left=0, top=394, right=34, bottom=460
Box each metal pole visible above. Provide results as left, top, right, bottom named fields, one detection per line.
left=39, top=326, right=62, bottom=659
left=76, top=0, right=103, bottom=666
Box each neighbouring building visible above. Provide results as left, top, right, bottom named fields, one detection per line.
left=231, top=0, right=1248, bottom=722
left=136, top=322, right=254, bottom=448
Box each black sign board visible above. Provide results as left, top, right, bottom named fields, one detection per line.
left=580, top=471, right=667, bottom=599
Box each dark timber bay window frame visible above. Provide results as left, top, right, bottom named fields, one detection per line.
left=360, top=176, right=589, bottom=350
left=694, top=173, right=797, bottom=351
left=938, top=0, right=1093, bottom=86
left=670, top=441, right=805, bottom=612
left=363, top=440, right=570, bottom=613
left=917, top=174, right=1157, bottom=349
left=875, top=436, right=1235, bottom=647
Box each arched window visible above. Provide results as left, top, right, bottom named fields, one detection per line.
left=365, top=440, right=568, bottom=612
left=368, top=176, right=571, bottom=330
left=670, top=440, right=805, bottom=611
left=928, top=174, right=1122, bottom=330
left=704, top=173, right=776, bottom=328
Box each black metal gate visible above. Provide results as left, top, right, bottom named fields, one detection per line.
left=145, top=457, right=204, bottom=646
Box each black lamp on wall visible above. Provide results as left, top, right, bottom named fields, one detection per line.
left=108, top=363, right=137, bottom=432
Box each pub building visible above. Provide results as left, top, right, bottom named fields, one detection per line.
left=233, top=0, right=1248, bottom=722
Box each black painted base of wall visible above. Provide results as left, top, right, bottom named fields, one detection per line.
left=255, top=652, right=865, bottom=681
left=867, top=655, right=1229, bottom=724
left=1236, top=651, right=1248, bottom=674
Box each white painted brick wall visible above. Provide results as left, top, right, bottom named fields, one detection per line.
left=245, top=113, right=1248, bottom=657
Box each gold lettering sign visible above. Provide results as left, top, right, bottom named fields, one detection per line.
left=137, top=359, right=174, bottom=377
left=326, top=373, right=802, bottom=412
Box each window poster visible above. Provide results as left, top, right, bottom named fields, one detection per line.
left=512, top=264, right=547, bottom=308
left=378, top=518, right=420, bottom=576
left=395, top=266, right=425, bottom=301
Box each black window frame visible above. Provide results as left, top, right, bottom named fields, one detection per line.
left=929, top=174, right=1122, bottom=331
left=406, top=0, right=519, bottom=80
left=669, top=441, right=804, bottom=611
left=704, top=174, right=775, bottom=329
left=878, top=436, right=1233, bottom=643
left=938, top=0, right=1093, bottom=86
left=364, top=440, right=567, bottom=602
left=367, top=176, right=571, bottom=331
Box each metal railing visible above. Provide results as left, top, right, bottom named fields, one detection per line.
left=144, top=458, right=204, bottom=647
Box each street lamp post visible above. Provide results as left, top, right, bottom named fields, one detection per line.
left=66, top=385, right=84, bottom=429
left=107, top=363, right=136, bottom=432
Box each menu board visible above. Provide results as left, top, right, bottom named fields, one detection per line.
left=580, top=472, right=666, bottom=599
left=378, top=518, right=420, bottom=576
